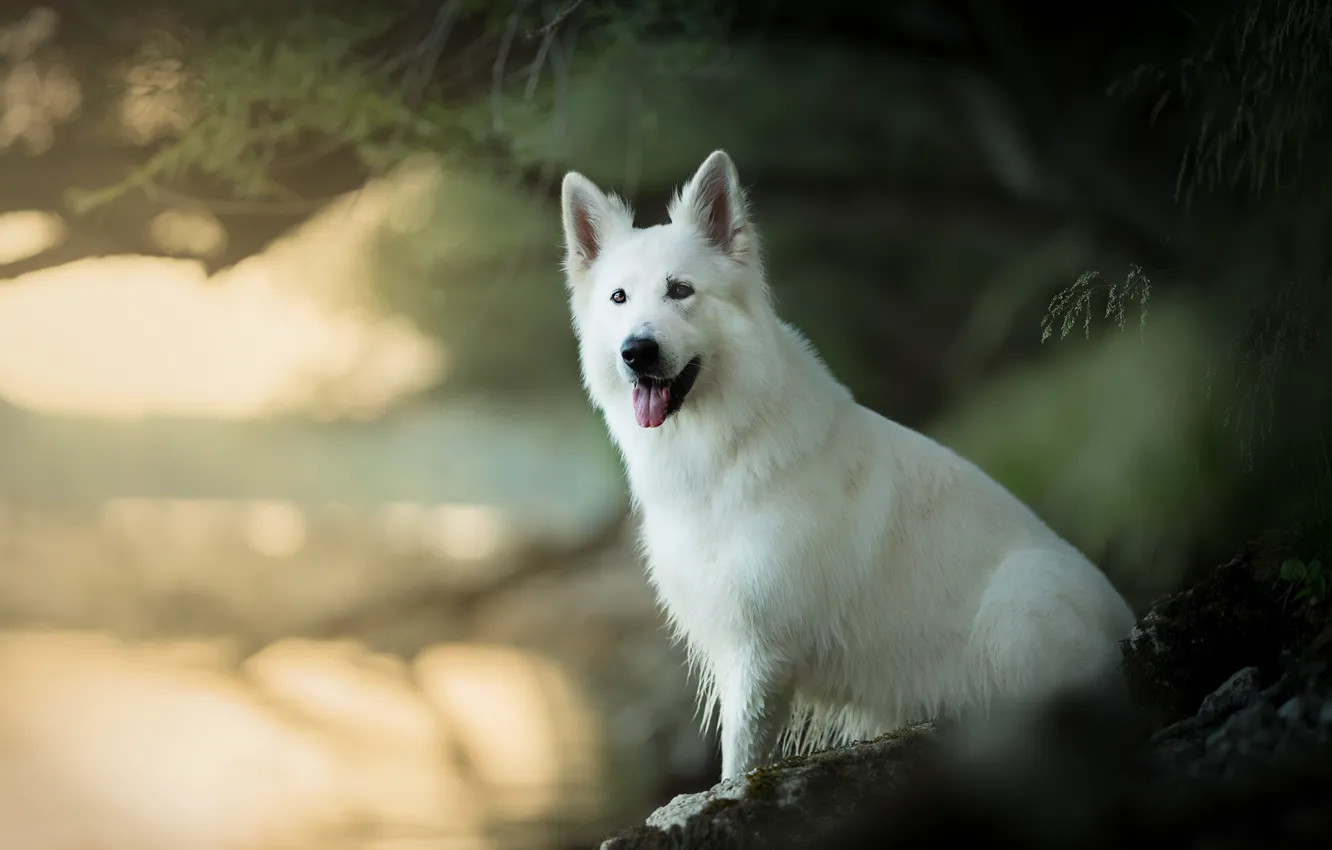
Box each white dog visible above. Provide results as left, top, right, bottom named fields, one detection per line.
left=558, top=150, right=1136, bottom=781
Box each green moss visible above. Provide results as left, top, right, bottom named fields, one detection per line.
left=742, top=723, right=933, bottom=803
left=864, top=726, right=924, bottom=746
left=742, top=761, right=792, bottom=802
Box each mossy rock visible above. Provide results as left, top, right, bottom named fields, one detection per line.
left=599, top=724, right=934, bottom=850
left=1122, top=553, right=1326, bottom=727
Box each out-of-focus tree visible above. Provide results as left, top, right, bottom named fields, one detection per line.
left=6, top=0, right=1328, bottom=563
left=1042, top=0, right=1332, bottom=565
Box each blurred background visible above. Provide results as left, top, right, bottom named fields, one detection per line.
left=0, top=1, right=1329, bottom=848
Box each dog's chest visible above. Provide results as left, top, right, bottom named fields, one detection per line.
left=635, top=493, right=818, bottom=644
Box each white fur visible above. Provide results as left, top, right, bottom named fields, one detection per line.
left=558, top=150, right=1137, bottom=781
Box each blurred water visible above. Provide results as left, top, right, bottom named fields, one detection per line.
left=0, top=402, right=705, bottom=849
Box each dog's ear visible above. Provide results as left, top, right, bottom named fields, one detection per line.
left=670, top=150, right=753, bottom=262
left=561, top=171, right=632, bottom=279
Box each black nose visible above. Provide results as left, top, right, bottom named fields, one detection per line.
left=620, top=337, right=660, bottom=373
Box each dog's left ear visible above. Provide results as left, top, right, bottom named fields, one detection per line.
left=670, top=150, right=753, bottom=262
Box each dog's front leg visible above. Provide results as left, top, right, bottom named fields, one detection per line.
left=718, top=653, right=793, bottom=780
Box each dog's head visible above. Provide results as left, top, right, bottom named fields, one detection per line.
left=559, top=150, right=766, bottom=430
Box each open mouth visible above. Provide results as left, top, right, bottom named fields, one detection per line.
left=631, top=357, right=702, bottom=429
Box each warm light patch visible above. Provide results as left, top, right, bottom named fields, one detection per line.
left=0, top=60, right=81, bottom=154
left=239, top=501, right=308, bottom=559
left=421, top=504, right=504, bottom=562
left=0, top=630, right=347, bottom=850
left=415, top=643, right=604, bottom=823
left=0, top=159, right=454, bottom=421
left=147, top=208, right=227, bottom=259
left=160, top=498, right=231, bottom=552
left=0, top=630, right=610, bottom=848
left=0, top=630, right=521, bottom=849
left=244, top=639, right=441, bottom=746
left=380, top=501, right=427, bottom=556
left=0, top=253, right=444, bottom=420
left=0, top=209, right=65, bottom=265
left=377, top=501, right=509, bottom=564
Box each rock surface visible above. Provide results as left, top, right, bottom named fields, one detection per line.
left=599, top=725, right=934, bottom=850
left=1120, top=553, right=1324, bottom=726
left=1149, top=627, right=1332, bottom=781
left=596, top=556, right=1332, bottom=849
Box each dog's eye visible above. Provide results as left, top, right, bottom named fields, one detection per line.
left=666, top=279, right=694, bottom=300
left=610, top=289, right=627, bottom=304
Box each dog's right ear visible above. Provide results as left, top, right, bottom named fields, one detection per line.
left=561, top=172, right=632, bottom=280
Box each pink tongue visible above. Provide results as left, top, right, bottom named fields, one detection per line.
left=632, top=381, right=670, bottom=428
